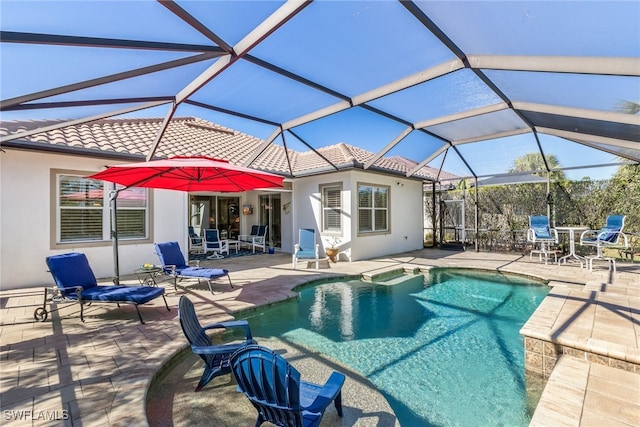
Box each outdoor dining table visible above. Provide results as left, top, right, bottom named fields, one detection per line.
left=556, top=226, right=589, bottom=265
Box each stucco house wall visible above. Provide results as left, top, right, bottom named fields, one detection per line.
left=0, top=149, right=191, bottom=289
left=291, top=169, right=423, bottom=262
left=349, top=170, right=424, bottom=261
left=292, top=170, right=353, bottom=261
left=1, top=148, right=296, bottom=290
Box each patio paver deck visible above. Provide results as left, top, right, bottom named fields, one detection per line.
left=1, top=249, right=638, bottom=426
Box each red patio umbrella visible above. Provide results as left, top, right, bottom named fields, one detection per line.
left=87, top=156, right=285, bottom=192
left=86, top=156, right=285, bottom=283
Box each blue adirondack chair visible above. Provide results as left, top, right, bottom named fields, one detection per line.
left=40, top=252, right=169, bottom=324
left=292, top=228, right=320, bottom=269
left=155, top=241, right=232, bottom=294
left=230, top=344, right=345, bottom=427
left=527, top=215, right=558, bottom=264
left=178, top=296, right=256, bottom=391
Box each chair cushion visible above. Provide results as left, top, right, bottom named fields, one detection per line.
left=78, top=285, right=164, bottom=304
left=296, top=249, right=317, bottom=259
left=176, top=266, right=229, bottom=280
left=533, top=225, right=552, bottom=239
left=599, top=227, right=620, bottom=243
left=155, top=241, right=188, bottom=268
left=46, top=253, right=98, bottom=295
left=606, top=215, right=625, bottom=230
left=299, top=229, right=316, bottom=248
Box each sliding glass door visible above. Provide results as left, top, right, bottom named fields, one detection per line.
left=259, top=194, right=281, bottom=248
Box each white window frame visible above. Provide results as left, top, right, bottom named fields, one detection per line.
left=357, top=183, right=389, bottom=234
left=53, top=170, right=151, bottom=248
left=320, top=183, right=342, bottom=234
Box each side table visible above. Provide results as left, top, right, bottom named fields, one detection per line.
left=134, top=266, right=163, bottom=286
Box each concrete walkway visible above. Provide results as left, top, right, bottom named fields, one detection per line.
left=1, top=249, right=638, bottom=426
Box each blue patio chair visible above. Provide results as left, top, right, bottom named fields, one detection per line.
left=580, top=214, right=628, bottom=271
left=230, top=344, right=345, bottom=427
left=188, top=226, right=204, bottom=254
left=527, top=215, right=558, bottom=264
left=155, top=241, right=232, bottom=294
left=293, top=228, right=320, bottom=269
left=37, top=252, right=169, bottom=324
left=178, top=296, right=256, bottom=392
left=204, top=228, right=228, bottom=259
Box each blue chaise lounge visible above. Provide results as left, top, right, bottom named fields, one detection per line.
left=155, top=241, right=232, bottom=294
left=38, top=252, right=169, bottom=324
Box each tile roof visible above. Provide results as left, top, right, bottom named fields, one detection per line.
left=0, top=117, right=451, bottom=181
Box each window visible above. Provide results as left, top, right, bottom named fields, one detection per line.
left=358, top=184, right=388, bottom=233
left=321, top=184, right=342, bottom=232
left=57, top=173, right=148, bottom=244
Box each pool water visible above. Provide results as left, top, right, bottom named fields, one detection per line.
left=239, top=268, right=549, bottom=426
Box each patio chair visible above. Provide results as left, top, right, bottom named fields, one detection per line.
left=238, top=225, right=268, bottom=253
left=37, top=252, right=169, bottom=324
left=178, top=295, right=256, bottom=392
left=527, top=215, right=559, bottom=264
left=155, top=241, right=232, bottom=294
left=580, top=214, right=628, bottom=271
left=188, top=226, right=205, bottom=254
left=293, top=228, right=320, bottom=269
left=204, top=228, right=229, bottom=259
left=619, top=232, right=640, bottom=262
left=230, top=344, right=345, bottom=427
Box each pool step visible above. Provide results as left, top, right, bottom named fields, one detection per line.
left=362, top=264, right=430, bottom=283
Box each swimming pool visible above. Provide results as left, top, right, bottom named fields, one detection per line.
left=239, top=268, right=550, bottom=426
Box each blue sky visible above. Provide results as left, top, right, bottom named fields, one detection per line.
left=1, top=0, right=638, bottom=181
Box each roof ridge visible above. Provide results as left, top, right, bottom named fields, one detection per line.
left=1, top=117, right=454, bottom=180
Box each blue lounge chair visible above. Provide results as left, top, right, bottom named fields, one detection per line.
left=38, top=252, right=169, bottom=324
left=155, top=241, right=232, bottom=294
left=178, top=296, right=256, bottom=391
left=230, top=344, right=345, bottom=427
left=580, top=214, right=628, bottom=271
left=527, top=215, right=558, bottom=264
left=293, top=228, right=320, bottom=269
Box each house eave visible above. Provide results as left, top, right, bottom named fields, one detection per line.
left=1, top=140, right=146, bottom=162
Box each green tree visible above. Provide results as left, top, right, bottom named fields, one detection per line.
left=510, top=152, right=566, bottom=181
left=616, top=100, right=640, bottom=115
left=592, top=164, right=640, bottom=231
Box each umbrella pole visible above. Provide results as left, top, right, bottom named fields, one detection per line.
left=109, top=187, right=121, bottom=284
